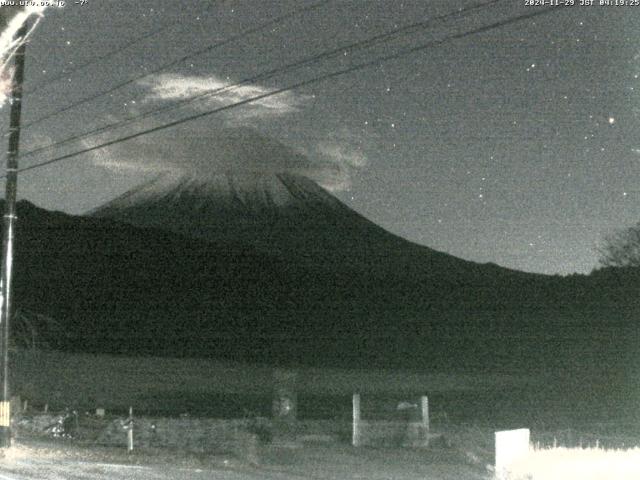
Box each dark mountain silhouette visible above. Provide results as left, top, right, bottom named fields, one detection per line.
left=12, top=199, right=370, bottom=362
left=90, top=171, right=529, bottom=283
left=0, top=171, right=635, bottom=371
left=88, top=127, right=525, bottom=281
left=85, top=163, right=640, bottom=371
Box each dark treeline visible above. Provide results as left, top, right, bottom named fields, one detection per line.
left=3, top=200, right=639, bottom=374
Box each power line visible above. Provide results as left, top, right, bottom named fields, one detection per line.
left=20, top=0, right=333, bottom=131
left=18, top=3, right=565, bottom=175
left=20, top=0, right=503, bottom=160
left=26, top=17, right=183, bottom=96
left=12, top=4, right=567, bottom=178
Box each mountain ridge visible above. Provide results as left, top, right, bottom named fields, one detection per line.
left=0, top=198, right=635, bottom=370
left=90, top=171, right=541, bottom=283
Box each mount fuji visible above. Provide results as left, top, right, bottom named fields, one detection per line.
left=89, top=127, right=522, bottom=286
left=0, top=127, right=617, bottom=368
left=82, top=162, right=640, bottom=369
left=90, top=171, right=457, bottom=275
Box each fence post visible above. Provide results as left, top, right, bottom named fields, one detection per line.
left=421, top=395, right=429, bottom=446
left=352, top=393, right=361, bottom=447
left=272, top=369, right=298, bottom=422
left=421, top=396, right=429, bottom=432
left=126, top=407, right=134, bottom=453
left=272, top=369, right=299, bottom=446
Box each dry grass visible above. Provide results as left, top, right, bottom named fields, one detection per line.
left=504, top=446, right=640, bottom=480
left=9, top=348, right=530, bottom=414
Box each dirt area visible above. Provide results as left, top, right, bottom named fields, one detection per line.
left=0, top=436, right=490, bottom=480
left=257, top=441, right=489, bottom=480
left=0, top=415, right=494, bottom=480
left=4, top=349, right=637, bottom=479
left=3, top=403, right=639, bottom=479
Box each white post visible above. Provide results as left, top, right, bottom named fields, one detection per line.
left=421, top=396, right=429, bottom=432
left=127, top=428, right=133, bottom=452
left=127, top=407, right=134, bottom=453
left=421, top=395, right=429, bottom=446
left=352, top=393, right=361, bottom=447
left=495, top=428, right=530, bottom=480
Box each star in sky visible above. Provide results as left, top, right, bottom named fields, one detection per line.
left=0, top=1, right=636, bottom=276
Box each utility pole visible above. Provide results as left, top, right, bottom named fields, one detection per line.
left=0, top=21, right=28, bottom=448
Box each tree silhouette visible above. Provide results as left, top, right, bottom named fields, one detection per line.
left=598, top=222, right=640, bottom=268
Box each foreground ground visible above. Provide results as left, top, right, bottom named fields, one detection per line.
left=1, top=401, right=638, bottom=479
left=5, top=348, right=639, bottom=479
left=0, top=437, right=489, bottom=480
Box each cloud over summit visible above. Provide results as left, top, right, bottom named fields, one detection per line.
left=139, top=73, right=304, bottom=120
left=92, top=73, right=368, bottom=191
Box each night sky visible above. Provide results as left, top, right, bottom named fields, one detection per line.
left=1, top=1, right=639, bottom=275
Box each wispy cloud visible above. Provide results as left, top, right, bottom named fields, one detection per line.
left=318, top=140, right=367, bottom=169
left=139, top=73, right=305, bottom=120
left=93, top=74, right=368, bottom=192
left=312, top=129, right=369, bottom=191
left=91, top=126, right=343, bottom=186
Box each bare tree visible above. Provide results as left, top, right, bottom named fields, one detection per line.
left=12, top=309, right=68, bottom=350
left=598, top=222, right=640, bottom=268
